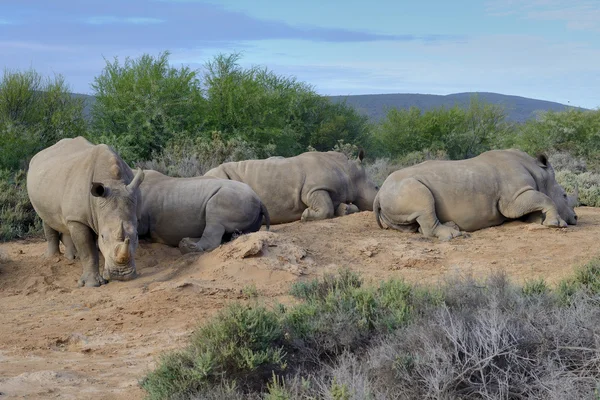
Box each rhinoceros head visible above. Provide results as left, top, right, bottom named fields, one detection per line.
left=91, top=168, right=145, bottom=281
left=537, top=154, right=578, bottom=225
left=350, top=149, right=379, bottom=211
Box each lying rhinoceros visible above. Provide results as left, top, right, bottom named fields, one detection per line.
left=137, top=170, right=270, bottom=254
left=27, top=137, right=145, bottom=287
left=204, top=150, right=379, bottom=224
left=374, top=149, right=578, bottom=240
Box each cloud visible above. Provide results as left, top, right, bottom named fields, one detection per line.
left=84, top=16, right=164, bottom=25
left=0, top=19, right=16, bottom=25
left=486, top=0, right=600, bottom=31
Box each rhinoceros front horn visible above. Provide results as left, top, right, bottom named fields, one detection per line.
left=127, top=168, right=145, bottom=191
left=116, top=237, right=131, bottom=264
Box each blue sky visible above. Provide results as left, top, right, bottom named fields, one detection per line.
left=1, top=0, right=598, bottom=108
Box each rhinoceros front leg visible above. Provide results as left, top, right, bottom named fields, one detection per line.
left=383, top=177, right=462, bottom=241
left=500, top=189, right=567, bottom=228
left=43, top=222, right=61, bottom=258
left=335, top=203, right=360, bottom=217
left=179, top=223, right=226, bottom=255
left=301, top=190, right=335, bottom=222
left=61, top=233, right=77, bottom=260
left=68, top=222, right=107, bottom=287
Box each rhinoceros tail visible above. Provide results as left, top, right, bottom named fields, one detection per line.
left=261, top=202, right=271, bottom=231
left=374, top=195, right=384, bottom=229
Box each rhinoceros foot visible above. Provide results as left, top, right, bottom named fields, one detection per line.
left=179, top=238, right=203, bottom=255
left=78, top=271, right=108, bottom=288
left=543, top=215, right=568, bottom=228
left=435, top=224, right=464, bottom=242
left=335, top=203, right=360, bottom=217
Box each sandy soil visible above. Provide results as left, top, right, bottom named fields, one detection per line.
left=1, top=207, right=599, bottom=399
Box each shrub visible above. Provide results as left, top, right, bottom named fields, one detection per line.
left=365, top=150, right=448, bottom=186
left=0, top=69, right=86, bottom=170
left=0, top=169, right=41, bottom=241
left=372, top=96, right=512, bottom=160
left=136, top=132, right=259, bottom=177
left=90, top=51, right=205, bottom=164
left=555, top=170, right=600, bottom=207
left=145, top=263, right=600, bottom=399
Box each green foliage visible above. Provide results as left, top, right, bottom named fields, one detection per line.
left=557, top=258, right=600, bottom=304
left=90, top=51, right=205, bottom=163
left=202, top=53, right=369, bottom=157
left=137, top=132, right=259, bottom=178
left=522, top=278, right=549, bottom=297
left=556, top=170, right=600, bottom=207
left=141, top=304, right=286, bottom=399
left=0, top=69, right=86, bottom=170
left=511, top=109, right=600, bottom=170
left=373, top=96, right=512, bottom=160
left=0, top=169, right=41, bottom=241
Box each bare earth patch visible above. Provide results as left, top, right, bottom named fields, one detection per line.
left=0, top=207, right=599, bottom=399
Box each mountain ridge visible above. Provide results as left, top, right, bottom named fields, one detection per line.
left=75, top=91, right=584, bottom=123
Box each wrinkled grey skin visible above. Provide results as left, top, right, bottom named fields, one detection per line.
left=205, top=150, right=378, bottom=224
left=137, top=170, right=270, bottom=254
left=374, top=149, right=578, bottom=241
left=27, top=137, right=145, bottom=287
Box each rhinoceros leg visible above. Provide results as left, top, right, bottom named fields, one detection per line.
left=301, top=190, right=335, bottom=221
left=335, top=203, right=360, bottom=216
left=179, top=223, right=226, bottom=255
left=500, top=189, right=567, bottom=228
left=43, top=222, right=61, bottom=258
left=68, top=222, right=107, bottom=287
left=61, top=233, right=77, bottom=260
left=384, top=178, right=462, bottom=241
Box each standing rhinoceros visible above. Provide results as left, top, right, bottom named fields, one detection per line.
left=27, top=137, right=145, bottom=287
left=137, top=170, right=270, bottom=254
left=204, top=150, right=379, bottom=224
left=374, top=149, right=578, bottom=241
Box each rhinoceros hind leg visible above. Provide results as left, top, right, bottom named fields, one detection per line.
left=501, top=189, right=567, bottom=228
left=335, top=203, right=360, bottom=217
left=301, top=190, right=334, bottom=222
left=43, top=222, right=61, bottom=257
left=61, top=233, right=77, bottom=260
left=68, top=222, right=106, bottom=288
left=179, top=223, right=226, bottom=254
left=385, top=178, right=462, bottom=241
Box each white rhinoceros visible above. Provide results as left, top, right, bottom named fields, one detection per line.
left=204, top=150, right=379, bottom=224
left=27, top=137, right=145, bottom=287
left=137, top=170, right=270, bottom=254
left=374, top=149, right=578, bottom=240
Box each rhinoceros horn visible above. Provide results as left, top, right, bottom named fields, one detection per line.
left=116, top=237, right=131, bottom=264
left=568, top=183, right=579, bottom=208
left=127, top=168, right=145, bottom=191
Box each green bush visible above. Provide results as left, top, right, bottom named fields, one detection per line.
left=202, top=53, right=370, bottom=158
left=555, top=170, right=600, bottom=207
left=90, top=51, right=205, bottom=163
left=511, top=109, right=600, bottom=170
left=136, top=132, right=259, bottom=178
left=0, top=169, right=41, bottom=241
left=0, top=69, right=86, bottom=170
left=372, top=96, right=513, bottom=160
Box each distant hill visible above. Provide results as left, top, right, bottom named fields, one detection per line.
left=75, top=91, right=582, bottom=123
left=327, top=92, right=581, bottom=123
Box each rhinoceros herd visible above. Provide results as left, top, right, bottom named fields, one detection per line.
left=26, top=137, right=578, bottom=287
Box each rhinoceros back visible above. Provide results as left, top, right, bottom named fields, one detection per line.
left=27, top=137, right=134, bottom=234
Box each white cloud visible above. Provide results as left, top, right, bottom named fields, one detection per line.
left=486, top=0, right=600, bottom=31
left=84, top=16, right=164, bottom=25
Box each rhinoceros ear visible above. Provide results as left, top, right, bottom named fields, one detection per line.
left=357, top=148, right=365, bottom=163
left=91, top=182, right=106, bottom=197
left=536, top=154, right=549, bottom=168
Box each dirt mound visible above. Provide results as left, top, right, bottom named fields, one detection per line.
left=1, top=207, right=599, bottom=399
